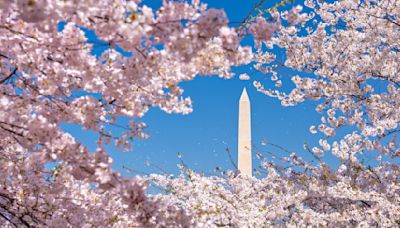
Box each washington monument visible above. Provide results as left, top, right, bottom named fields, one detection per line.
left=238, top=88, right=252, bottom=176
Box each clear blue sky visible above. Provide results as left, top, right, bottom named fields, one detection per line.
left=63, top=0, right=346, bottom=178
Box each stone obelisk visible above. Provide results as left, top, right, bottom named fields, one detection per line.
left=238, top=88, right=252, bottom=176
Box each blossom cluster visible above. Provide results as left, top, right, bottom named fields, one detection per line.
left=0, top=0, right=252, bottom=226
left=253, top=0, right=400, bottom=164
left=150, top=162, right=400, bottom=227
left=0, top=0, right=399, bottom=227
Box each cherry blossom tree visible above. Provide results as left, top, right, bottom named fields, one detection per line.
left=0, top=0, right=253, bottom=226
left=149, top=0, right=400, bottom=227
left=253, top=0, right=400, bottom=163
left=151, top=162, right=400, bottom=227
left=1, top=0, right=399, bottom=227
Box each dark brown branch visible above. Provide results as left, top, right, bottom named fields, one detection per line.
left=0, top=211, right=18, bottom=228
left=0, top=53, right=8, bottom=59
left=368, top=13, right=400, bottom=27
left=0, top=193, right=35, bottom=228
left=134, top=47, right=147, bottom=59
left=379, top=129, right=400, bottom=139
left=0, top=125, right=24, bottom=138
left=367, top=166, right=382, bottom=184
left=0, top=25, right=38, bottom=41
left=225, top=147, right=238, bottom=170
left=237, top=0, right=267, bottom=32
left=0, top=67, right=18, bottom=84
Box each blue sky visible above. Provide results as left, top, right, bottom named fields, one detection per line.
left=63, top=0, right=347, bottom=177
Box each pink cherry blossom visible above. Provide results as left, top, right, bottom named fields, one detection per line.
left=0, top=0, right=399, bottom=227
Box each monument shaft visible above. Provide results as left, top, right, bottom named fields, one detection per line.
left=238, top=88, right=252, bottom=176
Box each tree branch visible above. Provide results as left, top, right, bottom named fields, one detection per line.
left=0, top=67, right=18, bottom=84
